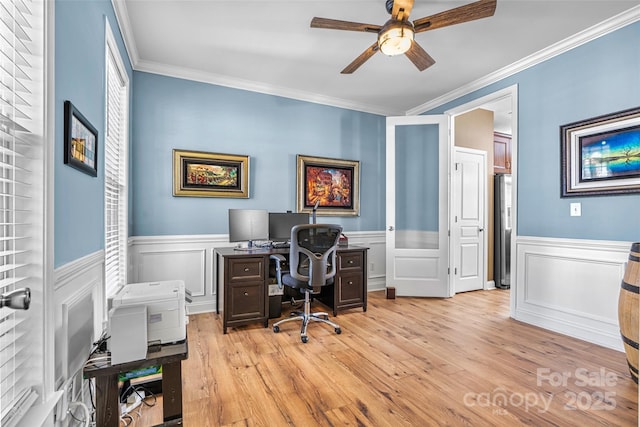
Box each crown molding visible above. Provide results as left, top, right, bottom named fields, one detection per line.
left=134, top=59, right=393, bottom=116
left=111, top=0, right=393, bottom=116
left=406, top=5, right=640, bottom=116
left=110, top=1, right=638, bottom=118
left=111, top=0, right=139, bottom=69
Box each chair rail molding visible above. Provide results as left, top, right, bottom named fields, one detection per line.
left=129, top=231, right=387, bottom=315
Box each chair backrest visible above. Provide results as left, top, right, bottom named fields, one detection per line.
left=288, top=224, right=343, bottom=287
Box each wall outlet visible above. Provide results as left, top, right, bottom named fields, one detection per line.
left=570, top=202, right=581, bottom=217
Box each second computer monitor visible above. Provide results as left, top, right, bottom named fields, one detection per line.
left=269, top=212, right=309, bottom=243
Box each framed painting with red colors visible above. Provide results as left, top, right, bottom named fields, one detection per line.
left=296, top=155, right=360, bottom=216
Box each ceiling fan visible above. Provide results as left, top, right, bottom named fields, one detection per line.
left=310, top=0, right=497, bottom=74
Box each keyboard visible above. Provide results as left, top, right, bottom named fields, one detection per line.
left=271, top=242, right=290, bottom=249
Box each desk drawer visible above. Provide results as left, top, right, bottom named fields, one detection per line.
left=337, top=272, right=364, bottom=305
left=228, top=282, right=265, bottom=321
left=228, top=258, right=264, bottom=282
left=338, top=252, right=363, bottom=271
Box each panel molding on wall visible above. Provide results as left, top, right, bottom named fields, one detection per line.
left=514, top=236, right=632, bottom=352
left=53, top=250, right=105, bottom=388
left=53, top=233, right=633, bottom=368
left=129, top=234, right=227, bottom=314
left=129, top=231, right=387, bottom=315
left=137, top=249, right=207, bottom=297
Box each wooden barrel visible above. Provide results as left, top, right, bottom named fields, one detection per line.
left=619, top=242, right=639, bottom=384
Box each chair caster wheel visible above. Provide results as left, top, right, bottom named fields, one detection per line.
left=273, top=325, right=280, bottom=333
left=301, top=336, right=308, bottom=343
left=335, top=328, right=342, bottom=334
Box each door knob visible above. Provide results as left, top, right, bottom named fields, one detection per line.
left=478, top=227, right=484, bottom=232
left=388, top=226, right=394, bottom=231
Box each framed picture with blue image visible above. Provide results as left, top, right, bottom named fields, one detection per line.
left=561, top=106, right=640, bottom=197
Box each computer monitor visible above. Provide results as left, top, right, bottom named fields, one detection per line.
left=228, top=209, right=269, bottom=250
left=269, top=212, right=310, bottom=243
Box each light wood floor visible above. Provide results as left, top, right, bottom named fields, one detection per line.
left=129, top=290, right=638, bottom=426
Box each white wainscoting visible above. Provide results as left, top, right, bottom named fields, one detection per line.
left=513, top=236, right=631, bottom=352
left=129, top=234, right=227, bottom=314
left=126, top=233, right=632, bottom=351
left=53, top=250, right=105, bottom=389
left=129, top=231, right=388, bottom=315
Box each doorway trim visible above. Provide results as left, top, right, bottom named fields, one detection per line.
left=445, top=84, right=518, bottom=315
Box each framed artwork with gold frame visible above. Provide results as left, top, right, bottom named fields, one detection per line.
left=296, top=154, right=360, bottom=216
left=173, top=149, right=249, bottom=198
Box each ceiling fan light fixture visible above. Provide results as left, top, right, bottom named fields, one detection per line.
left=378, top=21, right=414, bottom=56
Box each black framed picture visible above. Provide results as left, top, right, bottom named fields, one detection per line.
left=64, top=100, right=98, bottom=177
left=560, top=107, right=640, bottom=197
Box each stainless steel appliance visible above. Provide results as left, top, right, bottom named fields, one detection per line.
left=494, top=173, right=512, bottom=289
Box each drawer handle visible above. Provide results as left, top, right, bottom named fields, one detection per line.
left=348, top=260, right=354, bottom=264
left=347, top=281, right=353, bottom=285
left=244, top=292, right=249, bottom=296
left=244, top=267, right=250, bottom=272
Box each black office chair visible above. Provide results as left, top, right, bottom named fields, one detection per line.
left=271, top=224, right=343, bottom=343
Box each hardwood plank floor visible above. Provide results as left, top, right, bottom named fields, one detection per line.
left=127, top=290, right=638, bottom=426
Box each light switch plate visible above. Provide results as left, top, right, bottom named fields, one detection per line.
left=570, top=202, right=581, bottom=217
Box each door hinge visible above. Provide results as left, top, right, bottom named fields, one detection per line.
left=448, top=267, right=450, bottom=275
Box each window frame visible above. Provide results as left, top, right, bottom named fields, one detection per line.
left=103, top=19, right=129, bottom=298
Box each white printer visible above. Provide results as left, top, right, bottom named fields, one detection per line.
left=111, top=280, right=191, bottom=345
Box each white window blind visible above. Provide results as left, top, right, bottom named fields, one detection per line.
left=0, top=0, right=44, bottom=424
left=104, top=23, right=128, bottom=297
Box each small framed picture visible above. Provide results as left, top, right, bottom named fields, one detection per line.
left=560, top=107, right=640, bottom=197
left=173, top=149, right=250, bottom=198
left=296, top=154, right=360, bottom=216
left=64, top=101, right=98, bottom=177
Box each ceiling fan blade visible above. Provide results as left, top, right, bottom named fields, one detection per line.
left=341, top=42, right=380, bottom=74
left=311, top=17, right=381, bottom=33
left=413, top=0, right=497, bottom=33
left=390, top=0, right=414, bottom=21
left=405, top=41, right=436, bottom=71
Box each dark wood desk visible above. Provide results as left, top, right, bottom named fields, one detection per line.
left=214, top=245, right=368, bottom=333
left=84, top=341, right=188, bottom=427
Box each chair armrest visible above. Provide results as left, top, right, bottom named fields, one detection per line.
left=270, top=254, right=286, bottom=263
left=270, top=254, right=287, bottom=288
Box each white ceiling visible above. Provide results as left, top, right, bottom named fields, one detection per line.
left=114, top=1, right=639, bottom=117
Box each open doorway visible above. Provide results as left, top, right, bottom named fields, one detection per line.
left=446, top=85, right=518, bottom=305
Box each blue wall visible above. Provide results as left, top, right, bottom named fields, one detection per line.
left=130, top=73, right=385, bottom=236
left=54, top=6, right=639, bottom=269
left=427, top=21, right=640, bottom=242
left=55, top=0, right=132, bottom=267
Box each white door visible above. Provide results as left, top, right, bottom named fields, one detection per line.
left=452, top=148, right=486, bottom=293
left=386, top=115, right=450, bottom=297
